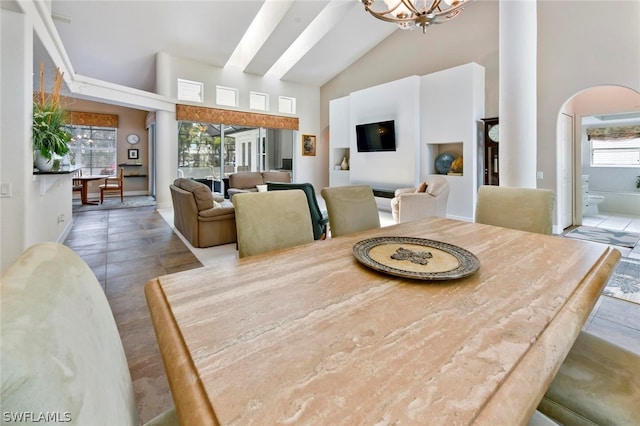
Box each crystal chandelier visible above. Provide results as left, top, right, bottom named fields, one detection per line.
left=360, top=0, right=474, bottom=33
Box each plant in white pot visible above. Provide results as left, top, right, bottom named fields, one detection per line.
left=33, top=64, right=70, bottom=172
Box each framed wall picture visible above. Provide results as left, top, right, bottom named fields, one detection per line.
left=302, top=134, right=316, bottom=156
left=128, top=148, right=139, bottom=160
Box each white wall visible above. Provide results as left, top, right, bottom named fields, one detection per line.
left=536, top=1, right=640, bottom=206
left=0, top=9, right=30, bottom=273
left=1, top=9, right=73, bottom=273
left=321, top=1, right=640, bottom=227
left=153, top=53, right=323, bottom=207
left=421, top=63, right=485, bottom=220
left=330, top=63, right=484, bottom=221
left=349, top=76, right=421, bottom=188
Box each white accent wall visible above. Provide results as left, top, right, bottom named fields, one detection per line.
left=329, top=63, right=485, bottom=221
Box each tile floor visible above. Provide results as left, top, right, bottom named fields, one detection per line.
left=66, top=200, right=640, bottom=423
left=580, top=213, right=640, bottom=260
left=64, top=206, right=202, bottom=424
left=582, top=212, right=640, bottom=233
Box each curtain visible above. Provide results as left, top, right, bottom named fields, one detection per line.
left=587, top=125, right=640, bottom=140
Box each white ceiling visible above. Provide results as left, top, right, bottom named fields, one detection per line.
left=43, top=0, right=398, bottom=93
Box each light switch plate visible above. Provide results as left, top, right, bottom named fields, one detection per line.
left=0, top=182, right=11, bottom=197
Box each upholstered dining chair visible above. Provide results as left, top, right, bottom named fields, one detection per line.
left=320, top=185, right=380, bottom=238
left=99, top=167, right=124, bottom=204
left=390, top=175, right=450, bottom=223
left=1, top=242, right=177, bottom=426
left=538, top=331, right=640, bottom=425
left=475, top=185, right=554, bottom=235
left=267, top=182, right=329, bottom=240
left=232, top=190, right=314, bottom=258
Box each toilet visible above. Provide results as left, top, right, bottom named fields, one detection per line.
left=582, top=175, right=605, bottom=216
left=585, top=195, right=605, bottom=216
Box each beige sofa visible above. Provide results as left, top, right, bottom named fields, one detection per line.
left=227, top=171, right=291, bottom=199
left=0, top=242, right=177, bottom=425
left=170, top=178, right=237, bottom=248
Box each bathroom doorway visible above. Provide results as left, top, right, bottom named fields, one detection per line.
left=557, top=85, right=640, bottom=230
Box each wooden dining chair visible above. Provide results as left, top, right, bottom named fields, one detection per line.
left=320, top=185, right=380, bottom=238
left=99, top=167, right=124, bottom=204
left=72, top=169, right=83, bottom=194
left=232, top=190, right=314, bottom=258
left=475, top=185, right=554, bottom=235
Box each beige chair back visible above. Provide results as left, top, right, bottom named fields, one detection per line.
left=1, top=243, right=139, bottom=424
left=321, top=185, right=381, bottom=238
left=232, top=190, right=314, bottom=258
left=475, top=185, right=554, bottom=234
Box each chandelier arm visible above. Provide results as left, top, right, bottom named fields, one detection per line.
left=430, top=0, right=472, bottom=18
left=360, top=0, right=474, bottom=31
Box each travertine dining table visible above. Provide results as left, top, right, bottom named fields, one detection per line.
left=145, top=217, right=620, bottom=426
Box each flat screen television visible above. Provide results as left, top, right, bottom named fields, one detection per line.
left=356, top=120, right=396, bottom=152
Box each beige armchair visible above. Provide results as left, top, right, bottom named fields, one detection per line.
left=390, top=175, right=450, bottom=223
left=170, top=178, right=237, bottom=248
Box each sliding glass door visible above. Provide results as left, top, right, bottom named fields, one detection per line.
left=178, top=121, right=294, bottom=190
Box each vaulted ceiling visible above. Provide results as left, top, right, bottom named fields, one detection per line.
left=42, top=0, right=399, bottom=93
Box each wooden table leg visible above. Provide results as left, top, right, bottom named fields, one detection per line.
left=81, top=182, right=98, bottom=205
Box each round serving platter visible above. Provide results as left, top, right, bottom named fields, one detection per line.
left=352, top=236, right=480, bottom=281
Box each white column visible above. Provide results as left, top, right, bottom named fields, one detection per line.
left=154, top=110, right=178, bottom=210
left=499, top=0, right=537, bottom=188
left=154, top=52, right=177, bottom=210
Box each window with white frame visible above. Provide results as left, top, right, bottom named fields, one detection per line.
left=177, top=78, right=204, bottom=103
left=249, top=91, right=269, bottom=111
left=216, top=86, right=239, bottom=107
left=65, top=125, right=118, bottom=175
left=587, top=125, right=640, bottom=167
left=278, top=96, right=296, bottom=114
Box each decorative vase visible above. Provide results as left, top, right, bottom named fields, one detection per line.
left=340, top=157, right=349, bottom=170
left=34, top=151, right=53, bottom=172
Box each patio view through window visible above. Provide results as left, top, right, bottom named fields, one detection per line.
left=65, top=125, right=117, bottom=175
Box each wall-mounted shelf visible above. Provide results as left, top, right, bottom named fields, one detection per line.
left=118, top=163, right=147, bottom=178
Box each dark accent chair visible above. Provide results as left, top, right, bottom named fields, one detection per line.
left=267, top=182, right=329, bottom=240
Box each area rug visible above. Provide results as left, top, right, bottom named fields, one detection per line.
left=565, top=226, right=640, bottom=249
left=603, top=257, right=640, bottom=305
left=72, top=196, right=156, bottom=212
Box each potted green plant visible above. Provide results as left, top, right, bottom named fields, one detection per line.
left=33, top=64, right=70, bottom=171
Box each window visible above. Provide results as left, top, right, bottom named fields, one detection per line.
left=587, top=125, right=640, bottom=167
left=216, top=86, right=238, bottom=107
left=177, top=78, right=204, bottom=103
left=278, top=96, right=296, bottom=114
left=65, top=125, right=117, bottom=175
left=591, top=138, right=640, bottom=167
left=249, top=91, right=268, bottom=111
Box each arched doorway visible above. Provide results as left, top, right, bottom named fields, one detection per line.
left=556, top=85, right=640, bottom=230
